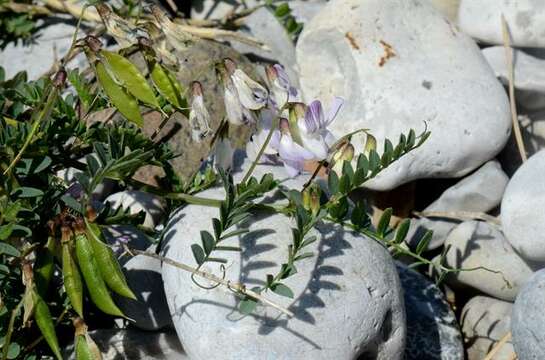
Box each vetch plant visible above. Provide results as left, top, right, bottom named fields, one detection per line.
left=0, top=4, right=506, bottom=359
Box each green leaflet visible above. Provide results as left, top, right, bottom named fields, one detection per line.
left=95, top=62, right=143, bottom=127
left=101, top=50, right=160, bottom=109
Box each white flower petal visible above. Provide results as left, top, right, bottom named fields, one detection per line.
left=232, top=69, right=268, bottom=110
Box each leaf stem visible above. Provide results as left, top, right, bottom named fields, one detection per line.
left=1, top=300, right=23, bottom=360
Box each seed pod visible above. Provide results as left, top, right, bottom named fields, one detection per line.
left=95, top=62, right=143, bottom=127
left=62, top=227, right=83, bottom=317
left=100, top=50, right=160, bottom=109
left=34, top=236, right=57, bottom=296
left=75, top=335, right=93, bottom=360
left=32, top=290, right=62, bottom=360
left=74, top=226, right=124, bottom=317
left=85, top=220, right=136, bottom=300
left=150, top=62, right=185, bottom=109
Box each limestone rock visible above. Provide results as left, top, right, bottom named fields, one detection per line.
left=296, top=0, right=511, bottom=191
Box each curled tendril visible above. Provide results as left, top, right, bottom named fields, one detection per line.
left=190, top=263, right=226, bottom=290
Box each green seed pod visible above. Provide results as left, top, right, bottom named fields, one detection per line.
left=74, top=230, right=125, bottom=317
left=75, top=335, right=93, bottom=360
left=150, top=62, right=185, bottom=109
left=62, top=237, right=84, bottom=318
left=85, top=220, right=136, bottom=300
left=101, top=50, right=160, bottom=109
left=34, top=236, right=57, bottom=296
left=32, top=290, right=62, bottom=360
left=95, top=62, right=143, bottom=127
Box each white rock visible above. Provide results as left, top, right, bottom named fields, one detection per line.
left=162, top=185, right=406, bottom=359
left=64, top=329, right=187, bottom=360
left=296, top=0, right=511, bottom=191
left=406, top=160, right=508, bottom=250
left=105, top=191, right=165, bottom=229
left=427, top=0, right=461, bottom=21
left=231, top=7, right=299, bottom=83
left=483, top=46, right=545, bottom=93
left=289, top=0, right=327, bottom=25
left=502, top=150, right=545, bottom=262
left=443, top=221, right=533, bottom=301
left=458, top=0, right=545, bottom=48
left=114, top=246, right=172, bottom=331
left=461, top=296, right=514, bottom=360
left=0, top=20, right=87, bottom=80
left=512, top=269, right=545, bottom=360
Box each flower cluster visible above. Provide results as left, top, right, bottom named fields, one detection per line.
left=189, top=58, right=345, bottom=177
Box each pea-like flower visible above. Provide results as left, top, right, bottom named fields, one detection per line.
left=188, top=81, right=212, bottom=142
left=266, top=64, right=298, bottom=108
left=220, top=58, right=268, bottom=125
left=277, top=118, right=315, bottom=177
left=297, top=97, right=344, bottom=160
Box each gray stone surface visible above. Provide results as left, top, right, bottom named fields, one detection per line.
left=161, top=184, right=406, bottom=359
left=115, top=245, right=173, bottom=331
left=102, top=225, right=152, bottom=263
left=483, top=46, right=545, bottom=94
left=461, top=296, right=514, bottom=360
left=406, top=160, right=508, bottom=250
left=64, top=329, right=187, bottom=360
left=512, top=269, right=545, bottom=360
left=397, top=264, right=463, bottom=360
left=296, top=0, right=511, bottom=191
left=289, top=0, right=327, bottom=25
left=443, top=221, right=534, bottom=301
left=501, top=150, right=545, bottom=262
left=0, top=19, right=87, bottom=80
left=105, top=191, right=166, bottom=229
left=458, top=0, right=545, bottom=48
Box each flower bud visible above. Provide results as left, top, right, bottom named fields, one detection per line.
left=332, top=141, right=355, bottom=175
left=364, top=133, right=377, bottom=155
left=189, top=81, right=212, bottom=142
left=302, top=183, right=321, bottom=216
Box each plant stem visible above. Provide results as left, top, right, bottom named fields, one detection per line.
left=124, top=246, right=293, bottom=317
left=241, top=115, right=280, bottom=185
left=1, top=300, right=23, bottom=360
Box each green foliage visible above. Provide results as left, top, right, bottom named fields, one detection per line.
left=266, top=2, right=304, bottom=41
left=0, top=1, right=37, bottom=49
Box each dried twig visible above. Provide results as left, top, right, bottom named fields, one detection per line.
left=483, top=331, right=512, bottom=360
left=124, top=246, right=294, bottom=317
left=413, top=210, right=501, bottom=225
left=173, top=23, right=268, bottom=50
left=501, top=15, right=527, bottom=163
left=42, top=0, right=100, bottom=22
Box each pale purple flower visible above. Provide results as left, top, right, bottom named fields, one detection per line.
left=223, top=80, right=256, bottom=126
left=266, top=64, right=298, bottom=108
left=277, top=118, right=315, bottom=177
left=297, top=97, right=344, bottom=159
left=189, top=81, right=212, bottom=142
